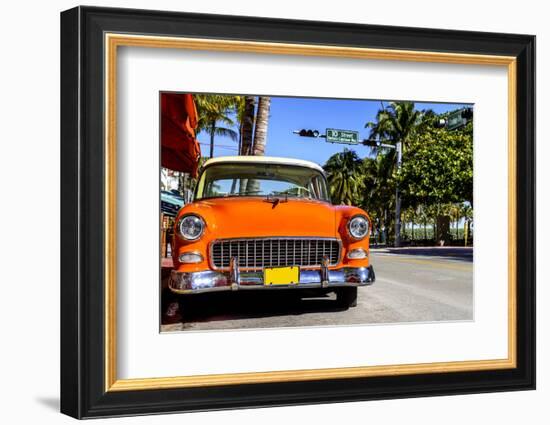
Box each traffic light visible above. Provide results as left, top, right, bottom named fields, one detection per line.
left=362, top=139, right=380, bottom=147
left=461, top=107, right=473, bottom=119
left=297, top=129, right=320, bottom=137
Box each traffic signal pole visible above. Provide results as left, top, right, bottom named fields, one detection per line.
left=294, top=128, right=403, bottom=247
left=294, top=107, right=473, bottom=248
left=365, top=138, right=402, bottom=247
left=394, top=141, right=402, bottom=248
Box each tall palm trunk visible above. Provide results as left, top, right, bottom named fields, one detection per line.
left=209, top=120, right=215, bottom=158
left=238, top=123, right=243, bottom=155
left=251, top=97, right=271, bottom=156
left=246, top=97, right=271, bottom=193
left=240, top=96, right=255, bottom=155
left=238, top=96, right=256, bottom=193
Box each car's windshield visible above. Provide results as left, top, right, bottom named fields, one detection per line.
left=195, top=163, right=330, bottom=202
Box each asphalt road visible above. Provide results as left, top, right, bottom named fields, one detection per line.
left=161, top=247, right=473, bottom=332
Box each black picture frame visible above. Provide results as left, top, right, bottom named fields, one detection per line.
left=61, top=5, right=535, bottom=419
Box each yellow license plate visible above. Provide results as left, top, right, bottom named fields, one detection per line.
left=263, top=266, right=300, bottom=285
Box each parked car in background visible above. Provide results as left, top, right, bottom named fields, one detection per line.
left=169, top=156, right=375, bottom=311
left=161, top=189, right=184, bottom=217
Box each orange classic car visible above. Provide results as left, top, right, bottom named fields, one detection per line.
left=169, top=156, right=375, bottom=308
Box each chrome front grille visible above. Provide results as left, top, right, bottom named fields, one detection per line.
left=210, top=238, right=341, bottom=270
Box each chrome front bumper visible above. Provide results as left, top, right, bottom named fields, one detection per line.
left=169, top=259, right=375, bottom=294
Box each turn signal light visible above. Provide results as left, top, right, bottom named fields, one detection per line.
left=347, top=248, right=368, bottom=260
left=179, top=252, right=203, bottom=264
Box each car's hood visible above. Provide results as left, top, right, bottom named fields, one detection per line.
left=182, top=197, right=337, bottom=239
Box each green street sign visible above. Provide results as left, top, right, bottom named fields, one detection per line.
left=447, top=111, right=468, bottom=130
left=326, top=128, right=360, bottom=144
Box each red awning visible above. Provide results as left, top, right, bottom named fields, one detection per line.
left=161, top=93, right=201, bottom=177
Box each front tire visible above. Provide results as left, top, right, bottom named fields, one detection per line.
left=335, top=287, right=358, bottom=308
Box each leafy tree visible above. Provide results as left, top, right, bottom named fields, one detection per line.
left=365, top=102, right=432, bottom=245
left=397, top=124, right=473, bottom=209
left=397, top=122, right=473, bottom=244
left=359, top=103, right=472, bottom=245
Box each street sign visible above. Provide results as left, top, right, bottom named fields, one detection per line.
left=446, top=110, right=468, bottom=130
left=326, top=128, right=360, bottom=144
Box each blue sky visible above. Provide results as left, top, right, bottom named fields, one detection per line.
left=196, top=96, right=471, bottom=166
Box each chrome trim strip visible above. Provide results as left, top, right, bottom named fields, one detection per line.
left=169, top=266, right=375, bottom=294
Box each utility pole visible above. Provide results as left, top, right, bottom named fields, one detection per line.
left=358, top=137, right=402, bottom=247
left=394, top=140, right=402, bottom=247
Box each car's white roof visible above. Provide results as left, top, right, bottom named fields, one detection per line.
left=203, top=156, right=325, bottom=174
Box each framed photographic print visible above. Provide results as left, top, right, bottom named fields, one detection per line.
left=60, top=6, right=536, bottom=419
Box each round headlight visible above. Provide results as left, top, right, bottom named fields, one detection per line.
left=178, top=214, right=205, bottom=240
left=348, top=215, right=369, bottom=240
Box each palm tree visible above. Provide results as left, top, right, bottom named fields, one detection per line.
left=251, top=96, right=271, bottom=156
left=238, top=96, right=256, bottom=155
left=403, top=207, right=417, bottom=241
left=416, top=204, right=432, bottom=241
left=365, top=102, right=425, bottom=246
left=243, top=97, right=271, bottom=194
left=194, top=94, right=239, bottom=158
left=362, top=154, right=395, bottom=243
left=460, top=203, right=473, bottom=245
left=232, top=96, right=244, bottom=153
left=228, top=96, right=256, bottom=194
left=366, top=101, right=424, bottom=150
left=448, top=203, right=462, bottom=240
left=324, top=149, right=364, bottom=205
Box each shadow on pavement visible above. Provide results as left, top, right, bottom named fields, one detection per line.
left=373, top=247, right=473, bottom=262
left=35, top=396, right=59, bottom=412
left=171, top=290, right=349, bottom=324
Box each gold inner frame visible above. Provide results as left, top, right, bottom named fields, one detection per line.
left=104, top=33, right=517, bottom=392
